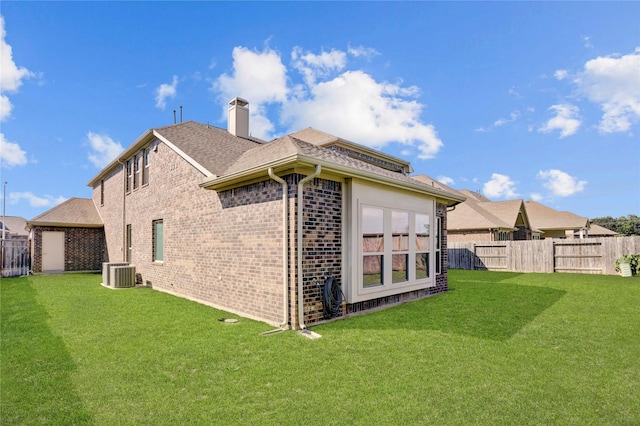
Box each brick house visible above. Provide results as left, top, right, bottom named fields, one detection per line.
left=77, top=98, right=463, bottom=328
left=26, top=197, right=105, bottom=273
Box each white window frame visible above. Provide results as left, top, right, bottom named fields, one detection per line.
left=345, top=179, right=437, bottom=304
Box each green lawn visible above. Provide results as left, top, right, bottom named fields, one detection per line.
left=2, top=271, right=639, bottom=425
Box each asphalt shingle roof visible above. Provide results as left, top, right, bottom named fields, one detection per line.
left=28, top=198, right=102, bottom=227
left=153, top=121, right=264, bottom=176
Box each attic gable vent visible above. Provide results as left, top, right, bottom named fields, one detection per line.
left=228, top=97, right=249, bottom=138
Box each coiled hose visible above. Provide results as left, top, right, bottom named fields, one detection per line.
left=322, top=276, right=343, bottom=319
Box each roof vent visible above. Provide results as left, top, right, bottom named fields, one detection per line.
left=228, top=97, right=249, bottom=138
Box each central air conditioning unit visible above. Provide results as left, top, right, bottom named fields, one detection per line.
left=102, top=262, right=129, bottom=286
left=110, top=265, right=136, bottom=288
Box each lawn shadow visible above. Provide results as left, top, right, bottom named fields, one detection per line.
left=323, top=279, right=566, bottom=341
left=0, top=278, right=93, bottom=424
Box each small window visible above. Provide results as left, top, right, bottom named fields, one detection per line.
left=153, top=220, right=164, bottom=262
left=126, top=160, right=132, bottom=193
left=392, top=211, right=409, bottom=283
left=142, top=147, right=150, bottom=186
left=100, top=180, right=104, bottom=206
left=133, top=154, right=140, bottom=190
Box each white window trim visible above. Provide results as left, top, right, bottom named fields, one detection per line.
left=345, top=179, right=437, bottom=304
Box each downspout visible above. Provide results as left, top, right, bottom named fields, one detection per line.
left=117, top=159, right=127, bottom=262
left=267, top=168, right=289, bottom=329
left=297, top=165, right=321, bottom=330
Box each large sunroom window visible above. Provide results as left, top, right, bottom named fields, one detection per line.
left=359, top=205, right=431, bottom=291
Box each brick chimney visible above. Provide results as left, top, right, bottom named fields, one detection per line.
left=228, top=97, right=249, bottom=138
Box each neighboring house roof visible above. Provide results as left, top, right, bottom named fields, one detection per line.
left=458, top=189, right=492, bottom=203
left=202, top=135, right=465, bottom=206
left=580, top=223, right=619, bottom=237
left=446, top=191, right=535, bottom=232
left=447, top=199, right=515, bottom=231
left=411, top=175, right=466, bottom=199
left=0, top=216, right=29, bottom=238
left=524, top=200, right=589, bottom=231
left=26, top=198, right=103, bottom=229
left=290, top=128, right=414, bottom=175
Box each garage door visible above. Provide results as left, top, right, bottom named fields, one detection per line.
left=42, top=231, right=65, bottom=273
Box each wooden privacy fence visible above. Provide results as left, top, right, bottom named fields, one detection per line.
left=1, top=239, right=31, bottom=278
left=448, top=236, right=640, bottom=275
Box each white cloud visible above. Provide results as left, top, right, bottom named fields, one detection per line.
left=574, top=47, right=640, bottom=133
left=213, top=46, right=288, bottom=139
left=155, top=75, right=178, bottom=110
left=283, top=70, right=443, bottom=159
left=9, top=192, right=66, bottom=208
left=537, top=169, right=587, bottom=197
left=494, top=110, right=520, bottom=127
left=437, top=175, right=454, bottom=186
left=538, top=103, right=581, bottom=138
left=213, top=45, right=443, bottom=158
left=347, top=44, right=380, bottom=59
left=554, top=69, right=569, bottom=80
left=530, top=192, right=544, bottom=202
left=292, top=46, right=347, bottom=86
left=87, top=132, right=124, bottom=168
left=483, top=173, right=519, bottom=199
left=0, top=132, right=27, bottom=167
left=0, top=16, right=35, bottom=121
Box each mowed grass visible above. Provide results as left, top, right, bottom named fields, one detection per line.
left=2, top=270, right=639, bottom=425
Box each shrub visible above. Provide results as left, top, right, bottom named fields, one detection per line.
left=614, top=254, right=640, bottom=276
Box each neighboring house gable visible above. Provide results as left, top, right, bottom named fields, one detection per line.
left=0, top=216, right=28, bottom=240
left=524, top=200, right=589, bottom=239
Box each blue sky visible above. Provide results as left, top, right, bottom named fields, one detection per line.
left=1, top=2, right=639, bottom=221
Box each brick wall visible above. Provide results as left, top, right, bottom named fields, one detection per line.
left=296, top=176, right=343, bottom=326
left=31, top=226, right=106, bottom=273
left=93, top=140, right=286, bottom=325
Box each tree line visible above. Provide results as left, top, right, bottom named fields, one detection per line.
left=591, top=214, right=640, bottom=236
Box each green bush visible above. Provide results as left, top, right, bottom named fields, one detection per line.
left=615, top=254, right=640, bottom=275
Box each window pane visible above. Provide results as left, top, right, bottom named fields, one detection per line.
left=415, top=214, right=430, bottom=251
left=392, top=211, right=409, bottom=252
left=392, top=254, right=408, bottom=283
left=154, top=220, right=164, bottom=262
left=363, top=207, right=384, bottom=253
left=363, top=255, right=383, bottom=287
left=416, top=252, right=429, bottom=279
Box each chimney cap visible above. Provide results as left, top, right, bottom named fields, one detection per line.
left=228, top=97, right=249, bottom=108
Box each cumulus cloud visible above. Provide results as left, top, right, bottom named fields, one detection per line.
left=437, top=175, right=454, bottom=186
left=155, top=75, right=178, bottom=109
left=0, top=16, right=35, bottom=122
left=292, top=46, right=347, bottom=86
left=212, top=45, right=443, bottom=158
left=9, top=192, right=66, bottom=208
left=537, top=169, right=587, bottom=197
left=574, top=47, right=640, bottom=133
left=483, top=173, right=519, bottom=199
left=87, top=132, right=124, bottom=168
left=0, top=132, right=27, bottom=167
left=538, top=104, right=581, bottom=138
